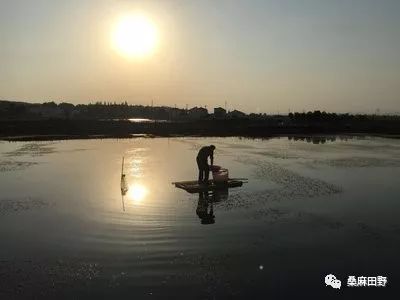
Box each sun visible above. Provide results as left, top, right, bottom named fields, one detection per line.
left=112, top=14, right=158, bottom=58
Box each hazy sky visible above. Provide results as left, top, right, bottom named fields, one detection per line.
left=1, top=0, right=399, bottom=113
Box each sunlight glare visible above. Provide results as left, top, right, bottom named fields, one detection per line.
left=112, top=14, right=158, bottom=58
left=127, top=184, right=148, bottom=202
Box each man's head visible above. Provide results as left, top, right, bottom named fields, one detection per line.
left=210, top=145, right=216, bottom=151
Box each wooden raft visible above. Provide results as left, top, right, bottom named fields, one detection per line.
left=173, top=179, right=244, bottom=193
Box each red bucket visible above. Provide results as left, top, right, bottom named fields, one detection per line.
left=210, top=165, right=221, bottom=172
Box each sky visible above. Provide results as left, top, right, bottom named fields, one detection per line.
left=1, top=0, right=399, bottom=113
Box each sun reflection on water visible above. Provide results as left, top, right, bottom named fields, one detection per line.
left=127, top=184, right=148, bottom=203
left=128, top=157, right=145, bottom=178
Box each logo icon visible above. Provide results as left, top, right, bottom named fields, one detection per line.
left=325, top=274, right=341, bottom=289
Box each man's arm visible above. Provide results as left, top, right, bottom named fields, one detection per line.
left=210, top=152, right=214, bottom=166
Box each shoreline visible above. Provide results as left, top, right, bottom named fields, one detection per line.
left=1, top=132, right=399, bottom=142
left=1, top=119, right=400, bottom=141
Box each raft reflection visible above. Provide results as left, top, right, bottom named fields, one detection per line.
left=196, top=189, right=228, bottom=225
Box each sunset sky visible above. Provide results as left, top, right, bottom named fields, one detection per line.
left=1, top=0, right=399, bottom=113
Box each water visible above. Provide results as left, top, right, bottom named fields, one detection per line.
left=1, top=136, right=400, bottom=299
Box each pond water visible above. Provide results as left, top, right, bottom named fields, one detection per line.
left=1, top=136, right=400, bottom=299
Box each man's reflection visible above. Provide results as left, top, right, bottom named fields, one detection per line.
left=196, top=189, right=228, bottom=225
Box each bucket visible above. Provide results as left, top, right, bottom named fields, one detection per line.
left=212, top=167, right=229, bottom=183
left=210, top=165, right=221, bottom=172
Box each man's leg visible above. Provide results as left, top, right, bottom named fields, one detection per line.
left=198, top=169, right=203, bottom=183
left=204, top=165, right=210, bottom=183
left=197, top=157, right=203, bottom=183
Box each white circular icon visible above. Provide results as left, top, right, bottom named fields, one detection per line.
left=325, top=274, right=341, bottom=289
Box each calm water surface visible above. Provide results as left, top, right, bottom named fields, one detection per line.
left=1, top=136, right=400, bottom=299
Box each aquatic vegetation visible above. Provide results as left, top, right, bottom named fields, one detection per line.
left=0, top=197, right=49, bottom=214
left=356, top=222, right=382, bottom=240
left=293, top=212, right=345, bottom=230
left=238, top=157, right=341, bottom=194
left=312, top=157, right=400, bottom=168
left=252, top=150, right=300, bottom=159
left=253, top=207, right=290, bottom=221
left=217, top=141, right=256, bottom=150
left=4, top=143, right=57, bottom=157
left=0, top=260, right=101, bottom=298
left=0, top=160, right=38, bottom=172
left=173, top=138, right=202, bottom=151
left=213, top=156, right=341, bottom=213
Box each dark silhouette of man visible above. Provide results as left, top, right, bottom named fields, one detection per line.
left=196, top=145, right=215, bottom=184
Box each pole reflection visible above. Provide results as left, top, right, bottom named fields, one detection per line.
left=120, top=154, right=150, bottom=211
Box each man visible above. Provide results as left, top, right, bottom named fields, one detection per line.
left=196, top=145, right=215, bottom=184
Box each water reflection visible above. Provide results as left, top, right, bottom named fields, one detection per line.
left=130, top=158, right=144, bottom=178
left=120, top=174, right=128, bottom=196
left=119, top=153, right=149, bottom=210
left=120, top=182, right=148, bottom=211
left=196, top=189, right=229, bottom=225
left=120, top=157, right=128, bottom=211
left=127, top=184, right=148, bottom=202
left=287, top=135, right=352, bottom=144
left=2, top=137, right=400, bottom=299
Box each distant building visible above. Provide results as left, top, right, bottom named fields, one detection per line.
left=213, top=107, right=226, bottom=118
left=228, top=109, right=246, bottom=118
left=188, top=106, right=208, bottom=119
